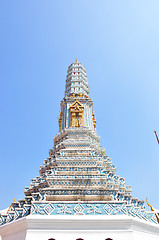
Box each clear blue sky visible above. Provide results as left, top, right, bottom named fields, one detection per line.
left=0, top=0, right=159, bottom=210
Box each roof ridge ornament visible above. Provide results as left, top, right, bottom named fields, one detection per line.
left=146, top=198, right=159, bottom=223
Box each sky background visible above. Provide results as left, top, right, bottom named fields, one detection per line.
left=0, top=0, right=159, bottom=211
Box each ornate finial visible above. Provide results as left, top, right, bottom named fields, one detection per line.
left=146, top=198, right=154, bottom=211
left=76, top=59, right=77, bottom=62
left=7, top=198, right=15, bottom=213
left=146, top=198, right=159, bottom=223
left=154, top=130, right=159, bottom=144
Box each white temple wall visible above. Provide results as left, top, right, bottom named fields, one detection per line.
left=25, top=230, right=133, bottom=240
left=1, top=215, right=159, bottom=240
left=3, top=229, right=159, bottom=240
left=133, top=230, right=159, bottom=240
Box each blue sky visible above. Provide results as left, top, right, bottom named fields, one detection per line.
left=0, top=0, right=159, bottom=210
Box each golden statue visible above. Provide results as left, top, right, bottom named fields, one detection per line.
left=70, top=100, right=84, bottom=128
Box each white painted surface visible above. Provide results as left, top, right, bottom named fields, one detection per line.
left=0, top=209, right=8, bottom=215
left=0, top=215, right=159, bottom=240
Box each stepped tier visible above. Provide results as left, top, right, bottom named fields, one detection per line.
left=24, top=128, right=133, bottom=203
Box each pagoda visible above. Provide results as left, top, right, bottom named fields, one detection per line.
left=0, top=60, right=159, bottom=240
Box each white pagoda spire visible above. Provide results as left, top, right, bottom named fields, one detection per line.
left=58, top=60, right=96, bottom=133
left=0, top=61, right=158, bottom=235
left=65, top=59, right=90, bottom=97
